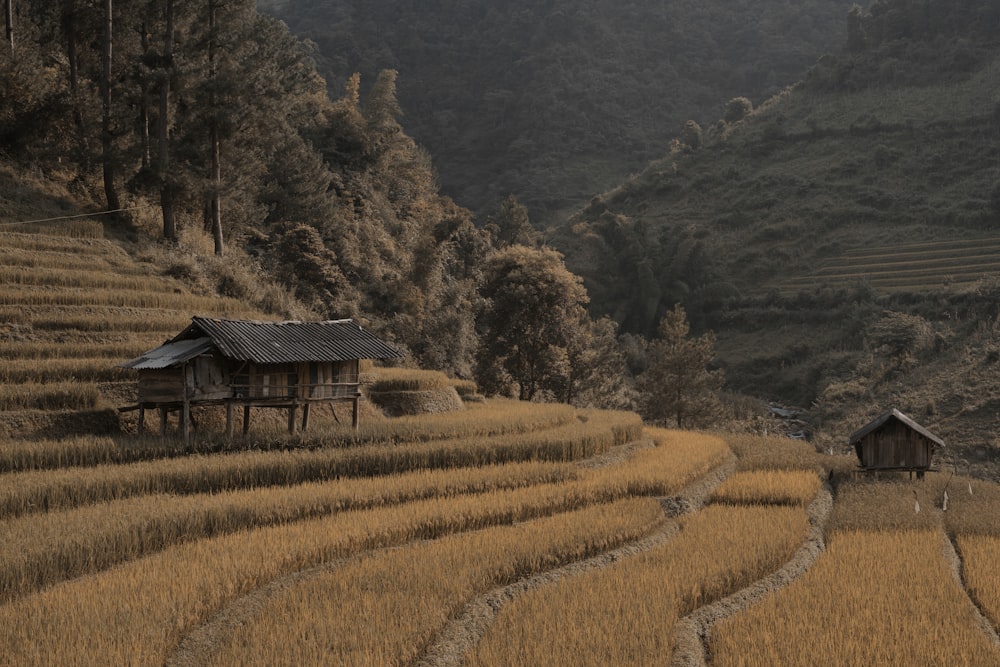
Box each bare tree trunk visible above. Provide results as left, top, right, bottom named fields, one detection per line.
left=63, top=3, right=89, bottom=172
left=158, top=0, right=176, bottom=241
left=208, top=0, right=223, bottom=255
left=210, top=126, right=223, bottom=255
left=138, top=22, right=151, bottom=169
left=4, top=0, right=13, bottom=56
left=101, top=0, right=121, bottom=212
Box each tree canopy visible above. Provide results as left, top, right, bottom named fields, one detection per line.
left=638, top=304, right=723, bottom=429
left=475, top=245, right=590, bottom=402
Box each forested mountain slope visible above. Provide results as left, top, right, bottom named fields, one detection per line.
left=0, top=0, right=496, bottom=380
left=258, top=0, right=854, bottom=221
left=551, top=0, right=1000, bottom=450
left=1, top=0, right=637, bottom=413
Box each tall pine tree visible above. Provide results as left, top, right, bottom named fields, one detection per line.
left=638, top=304, right=723, bottom=428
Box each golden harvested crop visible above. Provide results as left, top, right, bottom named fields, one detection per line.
left=710, top=470, right=821, bottom=506
left=468, top=505, right=808, bottom=666
left=209, top=499, right=664, bottom=667
left=711, top=530, right=1000, bottom=666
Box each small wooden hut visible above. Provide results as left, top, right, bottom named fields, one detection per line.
left=849, top=408, right=944, bottom=478
left=121, top=317, right=401, bottom=439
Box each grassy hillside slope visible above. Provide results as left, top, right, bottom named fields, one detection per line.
left=0, top=163, right=313, bottom=439
left=551, top=8, right=1000, bottom=452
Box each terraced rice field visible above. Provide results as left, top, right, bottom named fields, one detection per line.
left=4, top=227, right=1000, bottom=665
left=0, top=225, right=270, bottom=438
left=0, top=411, right=721, bottom=666
left=775, top=236, right=1000, bottom=294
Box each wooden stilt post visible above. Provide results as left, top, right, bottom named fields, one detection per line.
left=243, top=405, right=251, bottom=436
left=182, top=398, right=191, bottom=443
left=352, top=395, right=360, bottom=429
left=138, top=406, right=145, bottom=435
left=288, top=404, right=297, bottom=434
left=159, top=406, right=168, bottom=436
left=225, top=401, right=233, bottom=437
left=301, top=403, right=310, bottom=431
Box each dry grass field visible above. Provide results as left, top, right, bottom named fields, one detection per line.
left=710, top=530, right=1000, bottom=666
left=467, top=504, right=809, bottom=667
left=3, top=224, right=1000, bottom=665
left=0, top=427, right=730, bottom=666
left=209, top=499, right=665, bottom=667
left=709, top=468, right=1000, bottom=666
left=958, top=535, right=1000, bottom=632
left=709, top=470, right=822, bottom=506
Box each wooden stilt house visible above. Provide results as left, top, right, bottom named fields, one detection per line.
left=849, top=408, right=944, bottom=478
left=121, top=317, right=401, bottom=440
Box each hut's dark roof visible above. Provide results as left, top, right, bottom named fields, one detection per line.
left=120, top=337, right=214, bottom=370
left=123, top=317, right=401, bottom=368
left=848, top=408, right=945, bottom=448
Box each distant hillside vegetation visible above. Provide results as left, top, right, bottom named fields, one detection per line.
left=550, top=0, right=1000, bottom=450
left=258, top=0, right=854, bottom=221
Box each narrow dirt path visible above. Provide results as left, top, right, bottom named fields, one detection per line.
left=573, top=436, right=655, bottom=469
left=941, top=532, right=1000, bottom=649
left=412, top=452, right=738, bottom=667
left=669, top=482, right=834, bottom=667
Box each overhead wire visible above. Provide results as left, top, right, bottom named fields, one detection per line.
left=0, top=204, right=154, bottom=228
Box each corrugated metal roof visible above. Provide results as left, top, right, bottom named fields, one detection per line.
left=848, top=408, right=945, bottom=448
left=120, top=337, right=214, bottom=370
left=172, top=317, right=402, bottom=364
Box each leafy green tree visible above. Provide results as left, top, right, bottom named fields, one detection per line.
left=846, top=4, right=867, bottom=53
left=484, top=194, right=540, bottom=249
left=0, top=19, right=68, bottom=158
left=364, top=68, right=403, bottom=145
left=561, top=316, right=632, bottom=409
left=182, top=2, right=327, bottom=254
left=314, top=72, right=368, bottom=170
left=724, top=96, right=753, bottom=123
left=638, top=304, right=723, bottom=428
left=259, top=131, right=335, bottom=227
left=267, top=223, right=357, bottom=317
left=868, top=310, right=932, bottom=364
left=475, top=245, right=590, bottom=401
left=379, top=203, right=488, bottom=379
left=681, top=120, right=703, bottom=150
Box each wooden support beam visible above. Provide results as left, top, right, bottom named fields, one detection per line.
left=159, top=406, right=168, bottom=436
left=243, top=405, right=251, bottom=436
left=182, top=398, right=191, bottom=443
left=301, top=403, right=310, bottom=431
left=352, top=395, right=360, bottom=429
left=287, top=404, right=298, bottom=434
left=225, top=401, right=233, bottom=438
left=138, top=406, right=145, bottom=435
